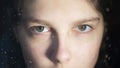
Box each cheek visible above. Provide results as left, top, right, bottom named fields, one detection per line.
left=18, top=30, right=52, bottom=63
left=72, top=26, right=103, bottom=58
left=70, top=31, right=103, bottom=65
left=70, top=39, right=101, bottom=67
left=20, top=38, right=51, bottom=56
left=19, top=38, right=52, bottom=66
left=18, top=28, right=51, bottom=55
left=72, top=39, right=101, bottom=57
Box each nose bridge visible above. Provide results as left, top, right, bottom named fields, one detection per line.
left=58, top=31, right=68, bottom=47
left=46, top=25, right=71, bottom=63
left=56, top=28, right=70, bottom=51
left=55, top=30, right=71, bottom=63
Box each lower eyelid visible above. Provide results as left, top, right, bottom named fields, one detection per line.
left=30, top=27, right=51, bottom=35
left=73, top=25, right=94, bottom=33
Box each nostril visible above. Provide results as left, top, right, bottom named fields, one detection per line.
left=53, top=58, right=60, bottom=64
left=56, top=48, right=71, bottom=63
left=46, top=32, right=71, bottom=63
left=46, top=45, right=71, bottom=64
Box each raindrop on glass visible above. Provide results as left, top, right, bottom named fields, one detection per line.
left=4, top=51, right=7, bottom=54
left=1, top=62, right=4, bottom=65
left=106, top=36, right=109, bottom=41
left=29, top=60, right=33, bottom=64
left=106, top=8, right=110, bottom=12
left=18, top=12, right=22, bottom=16
left=10, top=57, right=13, bottom=59
left=108, top=44, right=111, bottom=48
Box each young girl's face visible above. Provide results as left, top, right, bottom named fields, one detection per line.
left=17, top=0, right=104, bottom=68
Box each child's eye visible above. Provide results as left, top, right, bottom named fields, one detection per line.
left=30, top=26, right=50, bottom=33
left=75, top=24, right=93, bottom=33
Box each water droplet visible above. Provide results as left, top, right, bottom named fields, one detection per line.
left=11, top=50, right=14, bottom=52
left=3, top=16, right=6, bottom=18
left=108, top=56, right=111, bottom=60
left=105, top=54, right=108, bottom=58
left=105, top=28, right=107, bottom=33
left=0, top=48, right=3, bottom=51
left=106, top=8, right=110, bottom=12
left=29, top=60, right=33, bottom=64
left=12, top=62, right=15, bottom=64
left=4, top=51, right=7, bottom=54
left=108, top=44, right=111, bottom=47
left=10, top=57, right=13, bottom=59
left=106, top=36, right=109, bottom=41
left=18, top=12, right=22, bottom=16
left=14, top=61, right=17, bottom=63
left=1, top=62, right=4, bottom=64
left=1, top=38, right=5, bottom=41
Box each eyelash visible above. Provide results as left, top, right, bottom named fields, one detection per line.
left=29, top=25, right=50, bottom=34
left=28, top=24, right=93, bottom=35
left=74, top=24, right=93, bottom=33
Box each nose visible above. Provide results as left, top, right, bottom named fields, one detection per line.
left=55, top=34, right=71, bottom=63
left=56, top=44, right=71, bottom=63
left=46, top=32, right=71, bottom=63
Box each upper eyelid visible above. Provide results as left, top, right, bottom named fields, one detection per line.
left=24, top=23, right=50, bottom=33
left=25, top=25, right=50, bottom=35
left=22, top=17, right=100, bottom=28
left=22, top=17, right=51, bottom=27
left=27, top=23, right=48, bottom=27
left=72, top=17, right=100, bottom=28
left=23, top=20, right=50, bottom=29
left=22, top=16, right=100, bottom=24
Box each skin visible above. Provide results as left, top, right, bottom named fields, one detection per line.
left=16, top=0, right=104, bottom=68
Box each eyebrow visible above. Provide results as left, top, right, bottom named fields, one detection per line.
left=76, top=17, right=100, bottom=23
left=21, top=17, right=51, bottom=26
left=22, top=16, right=100, bottom=26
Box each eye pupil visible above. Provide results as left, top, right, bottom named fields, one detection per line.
left=35, top=26, right=44, bottom=32
left=78, top=25, right=86, bottom=31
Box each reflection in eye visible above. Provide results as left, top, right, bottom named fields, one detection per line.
left=31, top=26, right=49, bottom=33
left=76, top=24, right=93, bottom=33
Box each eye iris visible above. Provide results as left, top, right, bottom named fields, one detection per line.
left=78, top=25, right=86, bottom=31
left=35, top=26, right=44, bottom=32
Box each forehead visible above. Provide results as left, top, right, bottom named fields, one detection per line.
left=24, top=0, right=90, bottom=4
left=21, top=0, right=101, bottom=26
left=23, top=0, right=99, bottom=17
left=23, top=0, right=95, bottom=10
left=20, top=0, right=102, bottom=31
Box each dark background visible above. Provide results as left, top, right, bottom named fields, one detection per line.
left=0, top=0, right=120, bottom=68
